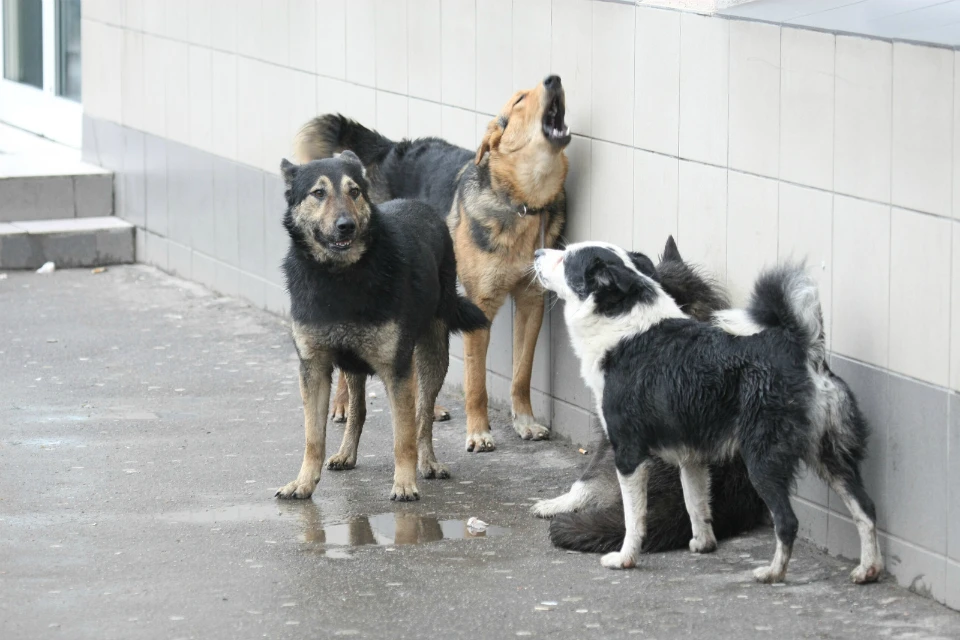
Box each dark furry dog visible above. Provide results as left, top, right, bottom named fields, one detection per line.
left=294, top=76, right=570, bottom=452
left=534, top=237, right=768, bottom=555
left=534, top=241, right=883, bottom=584
left=274, top=152, right=486, bottom=502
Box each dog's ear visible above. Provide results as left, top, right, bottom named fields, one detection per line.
left=661, top=235, right=682, bottom=263
left=280, top=158, right=298, bottom=187
left=336, top=150, right=366, bottom=176
left=475, top=117, right=505, bottom=165
left=627, top=251, right=657, bottom=279
left=590, top=260, right=635, bottom=294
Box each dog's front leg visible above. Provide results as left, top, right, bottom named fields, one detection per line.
left=510, top=280, right=550, bottom=441
left=276, top=355, right=333, bottom=499
left=601, top=461, right=651, bottom=569
left=385, top=370, right=420, bottom=501
left=326, top=372, right=367, bottom=470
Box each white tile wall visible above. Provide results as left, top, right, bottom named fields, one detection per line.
left=408, top=98, right=443, bottom=138
left=633, top=149, right=678, bottom=258
left=316, top=77, right=347, bottom=116
left=889, top=209, right=952, bottom=387
left=778, top=183, right=833, bottom=348
left=407, top=0, right=441, bottom=102
left=235, top=0, right=263, bottom=60
left=375, top=0, right=408, bottom=94
left=346, top=0, right=377, bottom=86
left=377, top=92, right=409, bottom=141
left=476, top=0, right=514, bottom=116
left=834, top=36, right=892, bottom=204
left=141, top=34, right=167, bottom=136
left=591, top=0, right=634, bottom=146
left=316, top=0, right=347, bottom=79
left=512, top=0, right=552, bottom=92
left=164, top=40, right=191, bottom=145
left=441, top=0, right=477, bottom=110
left=441, top=106, right=477, bottom=150
left=727, top=171, right=779, bottom=305
left=551, top=0, right=592, bottom=137
left=634, top=7, right=680, bottom=157
left=165, top=0, right=190, bottom=42
left=210, top=0, right=237, bottom=53
left=892, top=43, right=953, bottom=218
left=261, top=0, right=290, bottom=67
left=728, top=19, right=779, bottom=178
left=563, top=136, right=592, bottom=244
left=678, top=13, right=729, bottom=167
left=188, top=46, right=213, bottom=154
left=590, top=140, right=634, bottom=247
left=780, top=27, right=834, bottom=191
left=211, top=52, right=239, bottom=161
left=289, top=0, right=318, bottom=74
left=141, top=1, right=164, bottom=37
left=121, top=30, right=145, bottom=131
left=832, top=195, right=890, bottom=368
left=346, top=84, right=378, bottom=129
left=678, top=160, right=727, bottom=281
left=188, top=0, right=212, bottom=49
left=952, top=223, right=960, bottom=391
left=236, top=57, right=267, bottom=169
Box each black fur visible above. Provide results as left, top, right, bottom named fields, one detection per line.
left=548, top=238, right=767, bottom=553
left=282, top=156, right=486, bottom=379
left=548, top=242, right=878, bottom=581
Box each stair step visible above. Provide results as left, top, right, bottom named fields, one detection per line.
left=0, top=155, right=113, bottom=222
left=0, top=217, right=135, bottom=270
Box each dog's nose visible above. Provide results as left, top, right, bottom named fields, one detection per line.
left=335, top=217, right=356, bottom=234
left=534, top=249, right=546, bottom=259
left=543, top=75, right=561, bottom=90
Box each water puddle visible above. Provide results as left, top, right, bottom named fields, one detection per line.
left=159, top=504, right=508, bottom=558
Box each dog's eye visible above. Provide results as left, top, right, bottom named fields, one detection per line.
left=348, top=186, right=361, bottom=199
left=311, top=188, right=326, bottom=199
left=514, top=94, right=525, bottom=107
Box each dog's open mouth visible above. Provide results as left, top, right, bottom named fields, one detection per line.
left=542, top=95, right=571, bottom=145
left=329, top=239, right=353, bottom=251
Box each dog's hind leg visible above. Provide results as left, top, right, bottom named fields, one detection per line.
left=461, top=294, right=506, bottom=453
left=743, top=459, right=798, bottom=583
left=510, top=280, right=550, bottom=441
left=601, top=460, right=652, bottom=570
left=330, top=372, right=350, bottom=423
left=680, top=461, right=717, bottom=553
left=415, top=320, right=451, bottom=479
left=824, top=470, right=883, bottom=583
left=385, top=370, right=420, bottom=501
left=277, top=353, right=333, bottom=500
left=327, top=372, right=367, bottom=471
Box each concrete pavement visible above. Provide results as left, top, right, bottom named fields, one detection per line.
left=2, top=265, right=959, bottom=639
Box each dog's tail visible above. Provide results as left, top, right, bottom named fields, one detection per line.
left=714, top=264, right=825, bottom=362
left=449, top=296, right=488, bottom=334
left=293, top=114, right=395, bottom=165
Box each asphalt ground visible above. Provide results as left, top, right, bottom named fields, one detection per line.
left=2, top=265, right=959, bottom=639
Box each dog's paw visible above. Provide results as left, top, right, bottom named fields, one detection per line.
left=330, top=402, right=347, bottom=424
left=752, top=565, right=786, bottom=584
left=531, top=494, right=575, bottom=519
left=325, top=452, right=356, bottom=471
left=850, top=562, right=883, bottom=584
left=600, top=551, right=635, bottom=570
left=689, top=535, right=717, bottom=554
left=419, top=459, right=450, bottom=480
left=513, top=414, right=550, bottom=441
left=434, top=405, right=451, bottom=422
left=275, top=477, right=318, bottom=500
left=466, top=431, right=496, bottom=453
left=390, top=480, right=421, bottom=502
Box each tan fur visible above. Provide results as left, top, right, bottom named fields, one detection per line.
left=293, top=174, right=373, bottom=267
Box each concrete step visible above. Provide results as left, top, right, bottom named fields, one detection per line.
left=0, top=157, right=113, bottom=222
left=0, top=217, right=135, bottom=270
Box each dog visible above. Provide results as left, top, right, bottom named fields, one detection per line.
left=293, top=75, right=570, bottom=453
left=533, top=237, right=768, bottom=555
left=534, top=241, right=883, bottom=584
left=274, top=152, right=486, bottom=502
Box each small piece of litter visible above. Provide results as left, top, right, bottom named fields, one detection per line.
left=36, top=262, right=56, bottom=274
left=466, top=517, right=488, bottom=533
left=169, top=616, right=184, bottom=621
left=386, top=583, right=403, bottom=587
left=286, top=621, right=300, bottom=626
left=123, top=469, right=138, bottom=474
left=0, top=273, right=7, bottom=280
left=578, top=448, right=588, bottom=455
left=534, top=605, right=553, bottom=611
left=368, top=392, right=377, bottom=398
left=516, top=633, right=532, bottom=637
left=91, top=267, right=107, bottom=274
left=540, top=601, right=558, bottom=607
left=755, top=626, right=772, bottom=631
left=281, top=602, right=296, bottom=607
left=46, top=338, right=58, bottom=343
left=576, top=609, right=588, bottom=614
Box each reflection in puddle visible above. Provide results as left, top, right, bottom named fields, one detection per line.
left=159, top=503, right=508, bottom=559
left=298, top=511, right=509, bottom=548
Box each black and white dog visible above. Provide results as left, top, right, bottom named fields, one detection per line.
left=534, top=241, right=883, bottom=584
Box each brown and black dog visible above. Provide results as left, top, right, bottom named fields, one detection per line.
left=294, top=76, right=571, bottom=455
